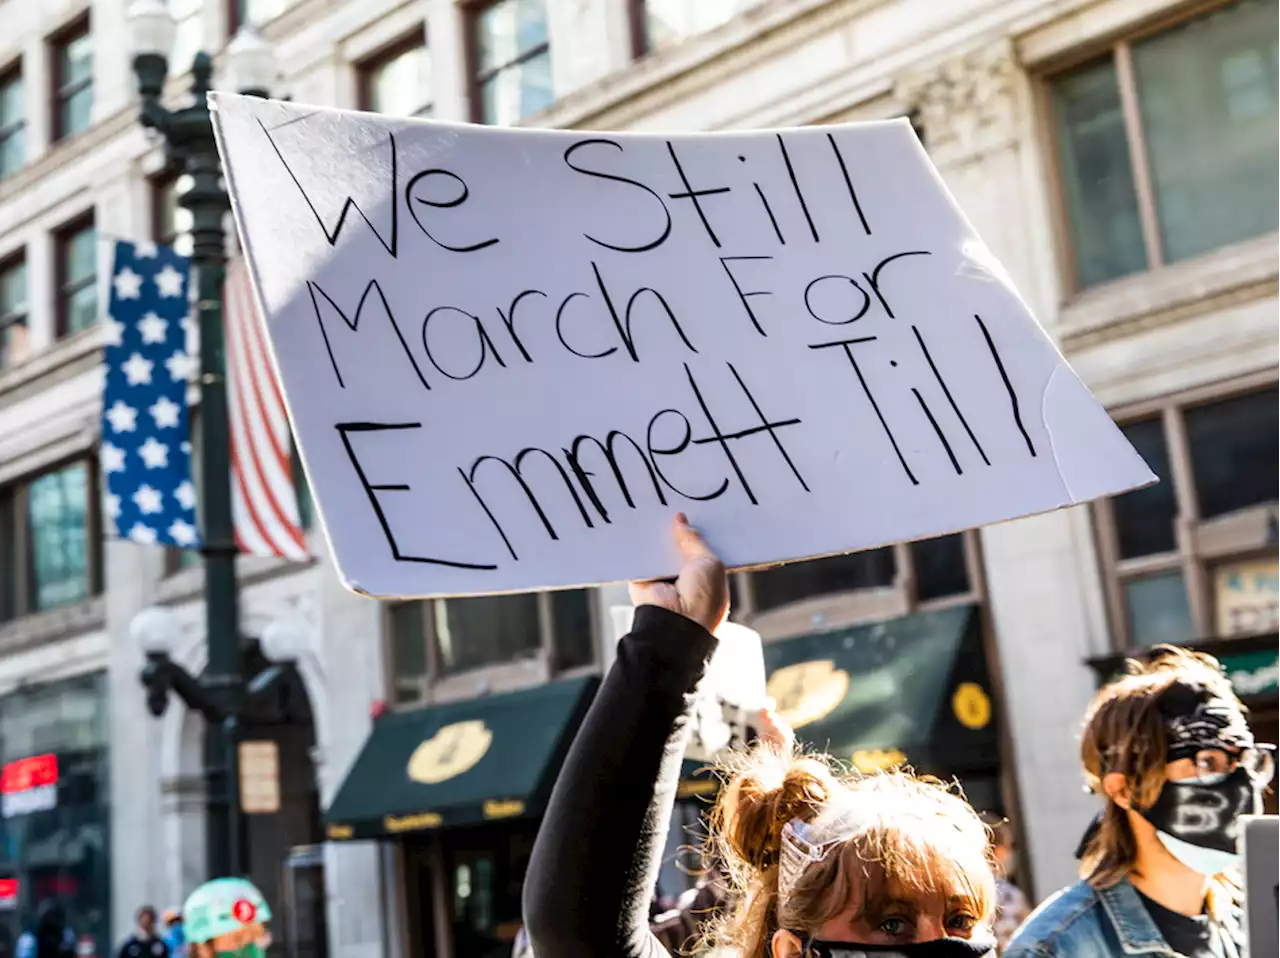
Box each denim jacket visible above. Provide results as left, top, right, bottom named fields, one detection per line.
left=1005, top=877, right=1243, bottom=958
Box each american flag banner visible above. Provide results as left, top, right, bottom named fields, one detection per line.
left=224, top=255, right=309, bottom=561
left=101, top=240, right=201, bottom=548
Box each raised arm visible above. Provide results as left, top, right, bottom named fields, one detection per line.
left=523, top=515, right=728, bottom=958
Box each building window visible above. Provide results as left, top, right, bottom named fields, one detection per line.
left=153, top=173, right=195, bottom=257
left=0, top=460, right=101, bottom=621
left=471, top=0, right=552, bottom=125
left=731, top=532, right=979, bottom=640
left=1049, top=0, right=1278, bottom=291
left=0, top=254, right=29, bottom=370
left=168, top=0, right=204, bottom=74
left=51, top=17, right=93, bottom=142
left=1184, top=391, right=1279, bottom=520
left=55, top=215, right=97, bottom=338
left=358, top=33, right=432, bottom=118
left=1094, top=381, right=1279, bottom=648
left=632, top=0, right=763, bottom=55
left=230, top=0, right=288, bottom=31
left=752, top=548, right=898, bottom=613
left=386, top=589, right=595, bottom=706
left=1111, top=417, right=1177, bottom=559
left=0, top=64, right=25, bottom=178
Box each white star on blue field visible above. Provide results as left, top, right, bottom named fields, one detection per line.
left=102, top=240, right=202, bottom=549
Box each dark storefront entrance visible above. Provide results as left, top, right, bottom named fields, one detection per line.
left=0, top=673, right=110, bottom=958
left=324, top=675, right=598, bottom=957
left=401, top=822, right=538, bottom=958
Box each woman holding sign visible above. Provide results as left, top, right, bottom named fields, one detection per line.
left=524, top=514, right=999, bottom=958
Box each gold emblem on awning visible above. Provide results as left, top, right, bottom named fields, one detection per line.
left=408, top=719, right=493, bottom=784
left=766, top=660, right=850, bottom=729
left=952, top=682, right=991, bottom=730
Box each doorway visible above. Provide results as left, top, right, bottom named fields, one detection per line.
left=203, top=643, right=327, bottom=958
left=444, top=823, right=537, bottom=958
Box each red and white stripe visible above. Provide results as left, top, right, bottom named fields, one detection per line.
left=225, top=256, right=309, bottom=561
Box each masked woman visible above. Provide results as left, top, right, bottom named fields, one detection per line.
left=524, top=514, right=999, bottom=958
left=1007, top=648, right=1274, bottom=958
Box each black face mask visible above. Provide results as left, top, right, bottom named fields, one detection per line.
left=800, top=935, right=997, bottom=958
left=1140, top=765, right=1258, bottom=855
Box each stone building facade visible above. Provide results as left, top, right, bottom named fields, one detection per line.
left=0, top=0, right=1273, bottom=956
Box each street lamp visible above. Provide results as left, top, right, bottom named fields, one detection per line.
left=126, top=0, right=278, bottom=882
left=134, top=606, right=305, bottom=879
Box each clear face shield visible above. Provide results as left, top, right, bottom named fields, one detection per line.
left=778, top=799, right=876, bottom=904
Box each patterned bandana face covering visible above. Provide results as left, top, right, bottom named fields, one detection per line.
left=1134, top=683, right=1273, bottom=874
left=799, top=935, right=997, bottom=958
left=1160, top=685, right=1255, bottom=762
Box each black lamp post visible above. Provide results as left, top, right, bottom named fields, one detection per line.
left=125, top=0, right=277, bottom=881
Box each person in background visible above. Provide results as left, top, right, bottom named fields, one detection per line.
left=980, top=813, right=1030, bottom=953
left=161, top=910, right=185, bottom=958
left=1006, top=647, right=1275, bottom=958
left=16, top=902, right=75, bottom=958
left=118, top=906, right=169, bottom=958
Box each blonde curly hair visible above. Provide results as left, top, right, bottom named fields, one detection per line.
left=701, top=744, right=996, bottom=958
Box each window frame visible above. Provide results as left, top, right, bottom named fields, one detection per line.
left=228, top=0, right=288, bottom=35
left=1038, top=0, right=1275, bottom=297
left=627, top=0, right=766, bottom=59
left=356, top=29, right=432, bottom=117
left=734, top=530, right=987, bottom=643
left=150, top=167, right=196, bottom=255
left=383, top=590, right=599, bottom=708
left=0, top=59, right=25, bottom=177
left=1092, top=370, right=1280, bottom=650
left=49, top=14, right=92, bottom=144
left=0, top=249, right=28, bottom=370
left=0, top=455, right=103, bottom=622
left=53, top=211, right=96, bottom=340
left=627, top=0, right=648, bottom=60
left=465, top=0, right=552, bottom=124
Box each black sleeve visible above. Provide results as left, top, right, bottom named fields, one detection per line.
left=523, top=605, right=718, bottom=958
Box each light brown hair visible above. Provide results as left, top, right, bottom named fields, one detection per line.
left=1077, top=645, right=1243, bottom=911
left=703, top=745, right=996, bottom=958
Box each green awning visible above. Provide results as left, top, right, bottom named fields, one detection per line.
left=763, top=604, right=994, bottom=775
left=325, top=674, right=598, bottom=841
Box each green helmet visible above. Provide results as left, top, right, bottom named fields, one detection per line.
left=181, top=877, right=273, bottom=945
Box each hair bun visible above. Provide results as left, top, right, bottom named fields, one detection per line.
left=716, top=752, right=834, bottom=873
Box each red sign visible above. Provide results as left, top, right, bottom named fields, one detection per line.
left=0, top=878, right=17, bottom=909
left=231, top=899, right=256, bottom=923
left=1, top=755, right=58, bottom=794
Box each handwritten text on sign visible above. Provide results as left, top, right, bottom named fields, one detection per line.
left=211, top=95, right=1153, bottom=597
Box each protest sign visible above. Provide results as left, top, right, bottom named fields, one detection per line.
left=210, top=93, right=1154, bottom=598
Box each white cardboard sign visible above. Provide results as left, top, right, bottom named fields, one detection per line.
left=210, top=94, right=1154, bottom=598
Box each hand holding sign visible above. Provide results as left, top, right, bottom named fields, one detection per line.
left=628, top=513, right=729, bottom=634
left=210, top=95, right=1154, bottom=598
